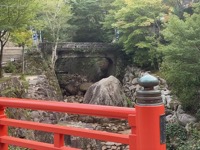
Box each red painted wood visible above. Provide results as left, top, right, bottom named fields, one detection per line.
left=54, top=133, right=64, bottom=148
left=0, top=136, right=80, bottom=150
left=0, top=118, right=130, bottom=144
left=0, top=107, right=8, bottom=150
left=136, top=105, right=166, bottom=150
left=0, top=97, right=135, bottom=119
left=128, top=115, right=137, bottom=149
left=0, top=98, right=138, bottom=149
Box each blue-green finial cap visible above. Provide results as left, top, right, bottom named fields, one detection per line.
left=136, top=74, right=162, bottom=105
left=138, top=74, right=159, bottom=88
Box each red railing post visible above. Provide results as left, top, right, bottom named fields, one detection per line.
left=128, top=114, right=137, bottom=150
left=0, top=106, right=8, bottom=150
left=54, top=133, right=64, bottom=148
left=136, top=74, right=166, bottom=150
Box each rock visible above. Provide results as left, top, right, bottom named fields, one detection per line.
left=123, top=76, right=130, bottom=83
left=25, top=75, right=62, bottom=100
left=119, top=129, right=131, bottom=134
left=58, top=121, right=100, bottom=149
left=161, top=89, right=171, bottom=95
left=158, top=77, right=167, bottom=87
left=165, top=95, right=172, bottom=108
left=161, top=95, right=166, bottom=104
left=169, top=100, right=181, bottom=110
left=131, top=78, right=138, bottom=85
left=29, top=79, right=38, bottom=85
left=65, top=81, right=78, bottom=95
left=64, top=95, right=84, bottom=103
left=31, top=111, right=41, bottom=119
left=154, top=85, right=160, bottom=90
left=176, top=105, right=197, bottom=126
left=166, top=114, right=178, bottom=123
left=83, top=76, right=127, bottom=106
left=79, top=82, right=93, bottom=92
left=135, top=84, right=141, bottom=91
left=129, top=85, right=136, bottom=91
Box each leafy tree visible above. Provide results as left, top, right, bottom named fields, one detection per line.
left=163, top=0, right=198, bottom=18
left=69, top=0, right=112, bottom=42
left=37, top=0, right=72, bottom=68
left=103, top=0, right=167, bottom=69
left=163, top=0, right=185, bottom=18
left=0, top=0, right=36, bottom=77
left=103, top=0, right=125, bottom=42
left=10, top=29, right=32, bottom=74
left=160, top=3, right=200, bottom=113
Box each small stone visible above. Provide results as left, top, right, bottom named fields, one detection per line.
left=111, top=145, right=117, bottom=149
left=131, top=78, right=138, bottom=85
left=129, top=85, right=136, bottom=91
left=161, top=89, right=171, bottom=95
left=106, top=142, right=115, bottom=146
left=102, top=146, right=107, bottom=150
left=49, top=114, right=55, bottom=120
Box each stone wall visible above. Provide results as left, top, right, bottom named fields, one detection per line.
left=40, top=42, right=126, bottom=85
left=57, top=42, right=124, bottom=82
left=3, top=47, right=22, bottom=63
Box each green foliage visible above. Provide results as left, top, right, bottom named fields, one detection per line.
left=166, top=123, right=187, bottom=149
left=3, top=60, right=22, bottom=74
left=3, top=62, right=17, bottom=73
left=36, top=0, right=72, bottom=66
left=196, top=109, right=200, bottom=121
left=37, top=0, right=72, bottom=42
left=103, top=0, right=166, bottom=69
left=166, top=123, right=200, bottom=150
left=0, top=0, right=37, bottom=31
left=160, top=5, right=200, bottom=113
left=163, top=0, right=185, bottom=18
left=0, top=0, right=38, bottom=77
left=10, top=29, right=32, bottom=47
left=69, top=0, right=113, bottom=42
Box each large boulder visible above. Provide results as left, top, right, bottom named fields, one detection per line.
left=83, top=76, right=127, bottom=106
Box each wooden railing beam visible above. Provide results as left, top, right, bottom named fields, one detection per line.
left=0, top=97, right=135, bottom=119
left=0, top=136, right=80, bottom=150
left=0, top=118, right=130, bottom=144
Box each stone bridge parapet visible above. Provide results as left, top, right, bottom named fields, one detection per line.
left=40, top=42, right=125, bottom=82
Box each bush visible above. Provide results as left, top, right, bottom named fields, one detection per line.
left=166, top=123, right=187, bottom=150
left=166, top=123, right=200, bottom=150
left=3, top=61, right=17, bottom=73
left=159, top=11, right=200, bottom=114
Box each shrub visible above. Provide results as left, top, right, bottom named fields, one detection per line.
left=166, top=123, right=200, bottom=150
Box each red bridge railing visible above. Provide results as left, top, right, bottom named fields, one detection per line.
left=0, top=74, right=166, bottom=150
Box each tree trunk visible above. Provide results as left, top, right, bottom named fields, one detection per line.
left=0, top=31, right=10, bottom=78
left=0, top=44, right=3, bottom=78
left=22, top=45, right=25, bottom=74
left=51, top=40, right=58, bottom=69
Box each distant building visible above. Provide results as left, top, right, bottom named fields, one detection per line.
left=3, top=42, right=22, bottom=63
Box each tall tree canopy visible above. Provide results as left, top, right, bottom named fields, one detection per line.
left=69, top=0, right=112, bottom=42
left=160, top=3, right=200, bottom=113
left=0, top=0, right=37, bottom=77
left=103, top=0, right=167, bottom=69
left=36, top=0, right=72, bottom=67
left=11, top=29, right=32, bottom=74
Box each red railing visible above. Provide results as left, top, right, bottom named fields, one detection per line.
left=0, top=97, right=137, bottom=150
left=0, top=75, right=167, bottom=150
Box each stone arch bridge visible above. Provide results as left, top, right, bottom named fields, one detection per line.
left=40, top=42, right=125, bottom=82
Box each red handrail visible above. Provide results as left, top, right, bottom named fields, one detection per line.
left=0, top=97, right=136, bottom=150
left=0, top=97, right=135, bottom=119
